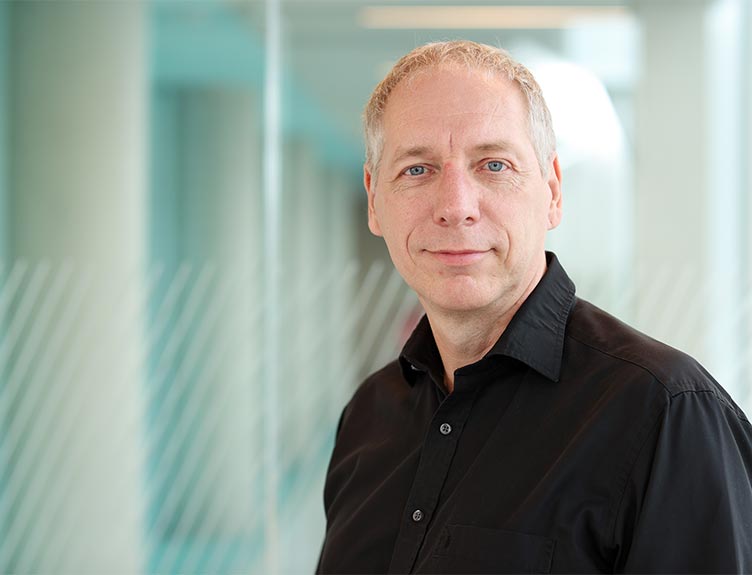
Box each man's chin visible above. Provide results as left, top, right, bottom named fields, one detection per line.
left=419, top=285, right=503, bottom=316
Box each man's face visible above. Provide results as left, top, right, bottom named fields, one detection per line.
left=365, top=65, right=562, bottom=316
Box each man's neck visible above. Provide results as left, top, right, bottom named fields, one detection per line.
left=423, top=265, right=546, bottom=394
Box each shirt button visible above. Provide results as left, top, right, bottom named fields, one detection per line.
left=439, top=423, right=452, bottom=435
left=412, top=509, right=424, bottom=522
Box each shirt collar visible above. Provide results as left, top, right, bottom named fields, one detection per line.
left=399, top=252, right=576, bottom=384
left=399, top=314, right=444, bottom=386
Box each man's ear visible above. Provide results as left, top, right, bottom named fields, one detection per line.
left=546, top=154, right=563, bottom=230
left=364, top=165, right=383, bottom=237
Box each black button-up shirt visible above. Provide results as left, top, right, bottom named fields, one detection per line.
left=317, top=253, right=752, bottom=574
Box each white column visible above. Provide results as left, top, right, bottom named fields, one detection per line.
left=704, top=0, right=746, bottom=399
left=3, top=2, right=148, bottom=573
left=634, top=0, right=747, bottom=400
left=633, top=0, right=707, bottom=361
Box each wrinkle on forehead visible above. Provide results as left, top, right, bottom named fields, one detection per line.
left=381, top=66, right=534, bottom=166
left=388, top=112, right=522, bottom=149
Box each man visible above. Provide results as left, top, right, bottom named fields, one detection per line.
left=317, top=40, right=752, bottom=574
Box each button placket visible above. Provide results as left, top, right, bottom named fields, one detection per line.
left=387, top=383, right=479, bottom=574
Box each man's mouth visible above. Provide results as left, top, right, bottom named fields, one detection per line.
left=426, top=249, right=490, bottom=266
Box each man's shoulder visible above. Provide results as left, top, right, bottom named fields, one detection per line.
left=342, top=360, right=410, bottom=416
left=567, top=297, right=721, bottom=397
left=353, top=359, right=406, bottom=398
left=565, top=298, right=750, bottom=426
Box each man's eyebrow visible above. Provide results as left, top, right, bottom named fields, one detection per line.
left=389, top=145, right=433, bottom=165
left=471, top=141, right=517, bottom=153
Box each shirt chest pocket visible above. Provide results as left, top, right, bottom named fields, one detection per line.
left=426, top=524, right=555, bottom=574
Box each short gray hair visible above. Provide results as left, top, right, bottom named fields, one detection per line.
left=363, top=40, right=556, bottom=177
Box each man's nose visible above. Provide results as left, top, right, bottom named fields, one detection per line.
left=433, top=167, right=480, bottom=226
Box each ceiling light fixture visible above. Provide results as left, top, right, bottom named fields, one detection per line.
left=359, top=5, right=629, bottom=30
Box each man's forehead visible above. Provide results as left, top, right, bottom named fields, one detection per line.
left=376, top=64, right=533, bottom=164
left=388, top=63, right=521, bottom=102
left=383, top=68, right=526, bottom=126
left=381, top=108, right=530, bottom=161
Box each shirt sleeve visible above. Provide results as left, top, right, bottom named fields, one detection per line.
left=614, top=389, right=752, bottom=573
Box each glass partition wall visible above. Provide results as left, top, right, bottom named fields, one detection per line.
left=0, top=0, right=749, bottom=573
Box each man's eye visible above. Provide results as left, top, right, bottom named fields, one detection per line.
left=404, top=165, right=427, bottom=176
left=485, top=161, right=507, bottom=172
